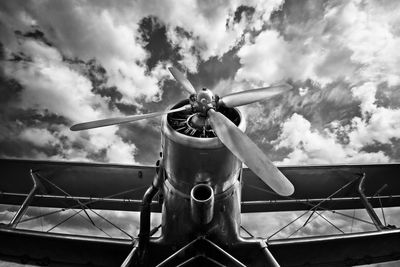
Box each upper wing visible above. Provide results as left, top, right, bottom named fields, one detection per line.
left=241, top=163, right=400, bottom=212
left=0, top=158, right=160, bottom=212
left=3, top=159, right=400, bottom=213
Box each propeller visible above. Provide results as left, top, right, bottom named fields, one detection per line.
left=168, top=67, right=196, bottom=95
left=208, top=109, right=294, bottom=196
left=218, top=84, right=292, bottom=108
left=70, top=105, right=191, bottom=131
left=70, top=66, right=295, bottom=196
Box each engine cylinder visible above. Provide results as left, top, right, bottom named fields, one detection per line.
left=190, top=184, right=214, bottom=225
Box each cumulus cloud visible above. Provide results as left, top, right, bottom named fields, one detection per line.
left=1, top=33, right=138, bottom=163
left=270, top=79, right=399, bottom=166
left=234, top=1, right=400, bottom=165
left=133, top=0, right=285, bottom=70
left=235, top=1, right=400, bottom=88
left=273, top=113, right=390, bottom=165
left=19, top=128, right=59, bottom=147
left=0, top=1, right=163, bottom=104
left=348, top=83, right=400, bottom=150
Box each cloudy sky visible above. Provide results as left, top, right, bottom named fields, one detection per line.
left=0, top=0, right=400, bottom=265
left=1, top=0, right=400, bottom=165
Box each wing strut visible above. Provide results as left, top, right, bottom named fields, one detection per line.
left=357, top=173, right=387, bottom=230
left=9, top=170, right=43, bottom=228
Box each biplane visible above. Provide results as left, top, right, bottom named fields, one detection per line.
left=0, top=67, right=399, bottom=266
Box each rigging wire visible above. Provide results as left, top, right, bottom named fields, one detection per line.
left=350, top=209, right=356, bottom=233
left=315, top=211, right=344, bottom=234
left=240, top=225, right=254, bottom=238
left=40, top=206, right=44, bottom=232
left=46, top=209, right=113, bottom=238
left=19, top=186, right=148, bottom=224
left=244, top=177, right=377, bottom=240
left=246, top=184, right=375, bottom=229
left=38, top=174, right=134, bottom=239
left=378, top=194, right=387, bottom=226
left=286, top=210, right=344, bottom=238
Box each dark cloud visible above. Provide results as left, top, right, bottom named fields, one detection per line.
left=65, top=57, right=140, bottom=115
left=0, top=71, right=23, bottom=105
left=117, top=122, right=161, bottom=165
left=233, top=5, right=256, bottom=24
left=15, top=29, right=53, bottom=47
left=187, top=49, right=241, bottom=91
left=116, top=79, right=186, bottom=164
left=138, top=16, right=182, bottom=71
left=0, top=42, right=4, bottom=60
left=270, top=0, right=328, bottom=40
left=361, top=139, right=400, bottom=162
left=376, top=83, right=400, bottom=109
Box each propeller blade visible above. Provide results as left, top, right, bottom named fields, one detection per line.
left=70, top=105, right=191, bottom=131
left=218, top=83, right=292, bottom=108
left=168, top=67, right=197, bottom=95
left=207, top=109, right=294, bottom=196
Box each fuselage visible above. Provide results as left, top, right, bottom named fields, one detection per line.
left=157, top=100, right=246, bottom=246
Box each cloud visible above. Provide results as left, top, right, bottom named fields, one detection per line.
left=1, top=34, right=138, bottom=163
left=1, top=0, right=285, bottom=75
left=273, top=113, right=390, bottom=165
left=348, top=83, right=400, bottom=150
left=0, top=1, right=164, bottom=103
left=233, top=1, right=400, bottom=164
left=235, top=1, right=400, bottom=88
left=131, top=0, right=285, bottom=69
left=19, top=128, right=59, bottom=147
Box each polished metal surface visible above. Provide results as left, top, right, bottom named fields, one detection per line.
left=161, top=101, right=245, bottom=194
left=159, top=178, right=242, bottom=245
left=190, top=184, right=214, bottom=225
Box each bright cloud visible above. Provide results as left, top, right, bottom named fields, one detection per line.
left=274, top=113, right=389, bottom=165
left=2, top=36, right=138, bottom=164
left=235, top=1, right=400, bottom=88
left=19, top=128, right=59, bottom=147
left=135, top=0, right=284, bottom=70
left=273, top=81, right=400, bottom=165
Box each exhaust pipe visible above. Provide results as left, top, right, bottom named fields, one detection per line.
left=190, top=184, right=214, bottom=225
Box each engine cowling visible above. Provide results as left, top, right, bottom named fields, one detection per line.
left=159, top=100, right=246, bottom=244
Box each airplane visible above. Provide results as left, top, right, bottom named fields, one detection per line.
left=0, top=67, right=399, bottom=266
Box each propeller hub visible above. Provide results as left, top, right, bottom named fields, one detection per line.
left=194, top=88, right=216, bottom=115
